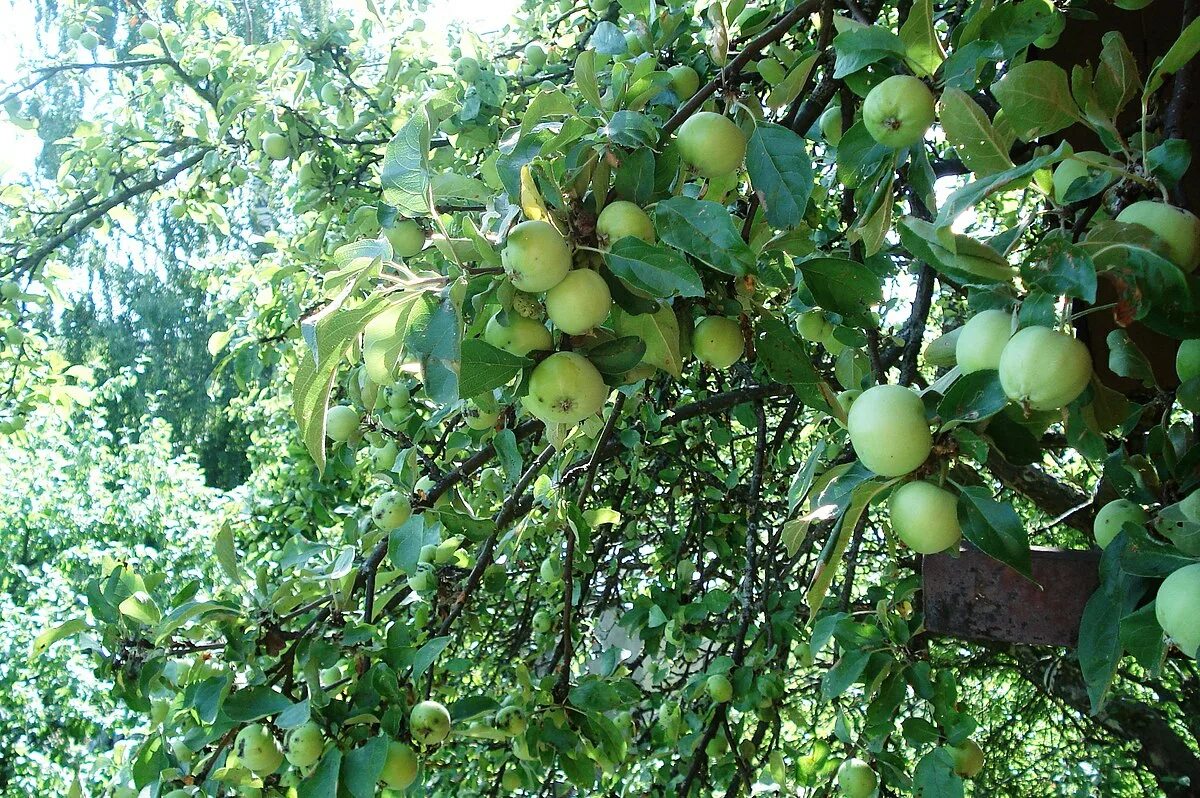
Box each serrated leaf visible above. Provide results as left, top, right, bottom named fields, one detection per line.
left=381, top=112, right=432, bottom=216
left=991, top=61, right=1081, bottom=141
left=612, top=306, right=682, bottom=377
left=938, top=88, right=1013, bottom=176
left=654, top=197, right=755, bottom=277
left=603, top=238, right=704, bottom=298
left=458, top=339, right=531, bottom=398
left=746, top=123, right=814, bottom=229
left=899, top=0, right=945, bottom=77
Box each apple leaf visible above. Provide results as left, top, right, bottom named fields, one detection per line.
left=938, top=88, right=1013, bottom=176
left=380, top=111, right=432, bottom=217
left=991, top=61, right=1082, bottom=141
left=603, top=238, right=704, bottom=298
left=654, top=197, right=754, bottom=277
left=458, top=339, right=531, bottom=399
left=955, top=485, right=1033, bottom=580
left=937, top=369, right=1007, bottom=423
left=746, top=123, right=814, bottom=230
left=798, top=257, right=884, bottom=323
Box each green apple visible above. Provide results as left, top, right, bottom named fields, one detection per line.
left=676, top=112, right=747, bottom=178
left=187, top=56, right=212, bottom=77
left=923, top=326, right=962, bottom=368
left=949, top=739, right=985, bottom=778
left=502, top=769, right=522, bottom=790
left=284, top=722, right=325, bottom=768
left=532, top=609, right=552, bottom=633
left=1116, top=201, right=1200, bottom=272
left=496, top=706, right=527, bottom=736
left=955, top=309, right=1014, bottom=373
left=455, top=56, right=480, bottom=81
left=546, top=269, right=612, bottom=334
left=371, top=490, right=412, bottom=530
left=463, top=400, right=500, bottom=431
left=1093, top=499, right=1147, bottom=548
left=705, top=674, right=733, bottom=703
left=1177, top=340, right=1200, bottom=382
left=834, top=389, right=862, bottom=427
left=261, top=133, right=290, bottom=161
left=78, top=30, right=99, bottom=49
left=325, top=405, right=360, bottom=442
left=139, top=21, right=159, bottom=38
left=847, top=385, right=932, bottom=477
left=386, top=220, right=426, bottom=259
left=409, top=700, right=452, bottom=746
left=234, top=724, right=283, bottom=776
left=522, top=352, right=608, bottom=425
left=1032, top=0, right=1066, bottom=47
left=484, top=312, right=552, bottom=356
left=668, top=65, right=700, bottom=100
left=540, top=555, right=562, bottom=582
left=524, top=43, right=547, bottom=69
left=596, top=200, right=655, bottom=245
left=319, top=82, right=340, bottom=105
left=1156, top=563, right=1200, bottom=657
left=692, top=316, right=744, bottom=369
left=502, top=220, right=572, bottom=292
left=889, top=480, right=962, bottom=554
left=862, top=75, right=935, bottom=149
left=1051, top=151, right=1120, bottom=204
left=819, top=105, right=844, bottom=146
left=798, top=310, right=834, bottom=343
left=998, top=326, right=1092, bottom=411
left=836, top=757, right=877, bottom=798
left=380, top=740, right=418, bottom=789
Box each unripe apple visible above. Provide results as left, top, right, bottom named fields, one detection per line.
left=522, top=352, right=608, bottom=425
left=386, top=220, right=426, bottom=259
left=371, top=440, right=399, bottom=471
left=261, top=133, right=290, bottom=161
left=819, top=106, right=844, bottom=146
left=455, top=56, right=480, bottom=81
left=1177, top=340, right=1200, bottom=382
left=524, top=43, right=547, bottom=69
left=496, top=706, right=527, bottom=736
left=836, top=757, right=877, bottom=798
left=234, top=724, right=284, bottom=776
left=187, top=56, right=212, bottom=78
left=540, top=555, right=562, bottom=582
left=419, top=543, right=438, bottom=564
left=502, top=221, right=572, bottom=292
left=501, top=769, right=522, bottom=790
left=463, top=400, right=500, bottom=431
left=668, top=65, right=700, bottom=100
left=408, top=562, right=436, bottom=592
left=1156, top=563, right=1200, bottom=657
left=484, top=312, right=552, bottom=356
left=889, top=481, right=961, bottom=554
left=596, top=201, right=655, bottom=245
left=797, top=310, right=833, bottom=343
left=546, top=269, right=612, bottom=334
left=847, top=385, right=932, bottom=477
left=1051, top=151, right=1120, bottom=204
left=692, top=316, right=744, bottom=369
left=409, top=700, right=452, bottom=746
left=705, top=673, right=734, bottom=703
left=380, top=740, right=418, bottom=789
left=319, top=82, right=340, bottom=105
left=1116, top=201, right=1200, bottom=272
left=325, top=405, right=360, bottom=442
left=998, top=326, right=1092, bottom=411
left=284, top=722, right=325, bottom=768
left=139, top=21, right=159, bottom=38
left=955, top=309, right=1014, bottom=373
left=923, top=326, right=962, bottom=368
left=78, top=31, right=99, bottom=50
left=676, top=112, right=747, bottom=178
left=532, top=609, right=552, bottom=633
left=862, top=75, right=935, bottom=149
left=371, top=490, right=412, bottom=530
left=949, top=739, right=985, bottom=778
left=1093, top=499, right=1148, bottom=548
left=834, top=389, right=861, bottom=427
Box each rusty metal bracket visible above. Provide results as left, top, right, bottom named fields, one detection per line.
left=923, top=546, right=1101, bottom=647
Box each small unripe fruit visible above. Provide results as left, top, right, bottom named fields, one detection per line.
left=532, top=609, right=552, bottom=633
left=862, top=75, right=935, bottom=149
left=668, top=65, right=701, bottom=100
left=1093, top=499, right=1148, bottom=548
left=484, top=312, right=552, bottom=356
left=522, top=352, right=608, bottom=425
left=545, top=269, right=612, bottom=334
left=949, top=739, right=985, bottom=778
left=284, top=722, right=325, bottom=768
left=998, top=326, right=1092, bottom=411
left=502, top=769, right=522, bottom=790
left=234, top=724, right=284, bottom=776
left=372, top=490, right=412, bottom=530
left=261, top=133, right=290, bottom=161
left=319, top=82, right=340, bottom=105
left=596, top=201, right=654, bottom=245
left=955, top=309, right=1014, bottom=374
left=139, top=21, right=159, bottom=38
left=1156, top=563, right=1200, bottom=657
left=463, top=401, right=500, bottom=431
left=496, top=706, right=527, bottom=736
left=889, top=481, right=962, bottom=554
left=78, top=31, right=99, bottom=50
left=692, top=316, right=744, bottom=369
left=455, top=56, right=480, bottom=81
left=705, top=674, right=733, bottom=703
left=325, top=405, right=360, bottom=442
left=676, top=112, right=747, bottom=178
left=1116, top=201, right=1200, bottom=272
left=380, top=741, right=418, bottom=789
left=187, top=56, right=212, bottom=77
left=502, top=221, right=572, bottom=292
left=1177, top=340, right=1200, bottom=382
left=409, top=700, right=452, bottom=746
left=819, top=106, right=844, bottom=146
left=836, top=757, right=877, bottom=798
left=847, top=385, right=932, bottom=477
left=1052, top=151, right=1120, bottom=204
left=524, top=43, right=547, bottom=69
left=386, top=220, right=426, bottom=259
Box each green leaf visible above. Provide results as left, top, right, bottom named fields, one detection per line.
left=1119, top=602, right=1165, bottom=674
left=766, top=53, right=817, bottom=109
left=912, top=748, right=965, bottom=798
left=574, top=51, right=603, bottom=110
left=991, top=61, right=1081, bottom=141
left=899, top=218, right=1016, bottom=285
left=939, top=40, right=1003, bottom=91
left=1079, top=539, right=1144, bottom=712
left=601, top=111, right=659, bottom=147
left=956, top=486, right=1032, bottom=579
left=586, top=336, right=647, bottom=375
left=213, top=524, right=240, bottom=584
left=934, top=142, right=1070, bottom=229
left=820, top=649, right=871, bottom=699
left=831, top=27, right=906, bottom=78
left=297, top=748, right=341, bottom=798
left=746, top=123, right=814, bottom=229
left=381, top=111, right=433, bottom=216
left=603, top=238, right=704, bottom=299
left=1093, top=32, right=1140, bottom=120
left=1106, top=330, right=1155, bottom=387
left=30, top=618, right=88, bottom=658
left=654, top=197, right=755, bottom=277
left=807, top=477, right=896, bottom=617
left=224, top=686, right=293, bottom=722
left=412, top=636, right=452, bottom=679
left=388, top=515, right=432, bottom=575
left=937, top=370, right=1008, bottom=423
left=458, top=339, right=531, bottom=398
left=118, top=592, right=161, bottom=626
left=1101, top=245, right=1200, bottom=339
left=938, top=88, right=1013, bottom=176
left=612, top=306, right=683, bottom=377
left=755, top=314, right=829, bottom=410
left=1145, top=139, right=1192, bottom=186
left=519, top=88, right=579, bottom=138
left=1145, top=15, right=1200, bottom=100
left=797, top=258, right=884, bottom=322
left=341, top=736, right=388, bottom=798
left=898, top=0, right=945, bottom=76
left=1021, top=235, right=1097, bottom=302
